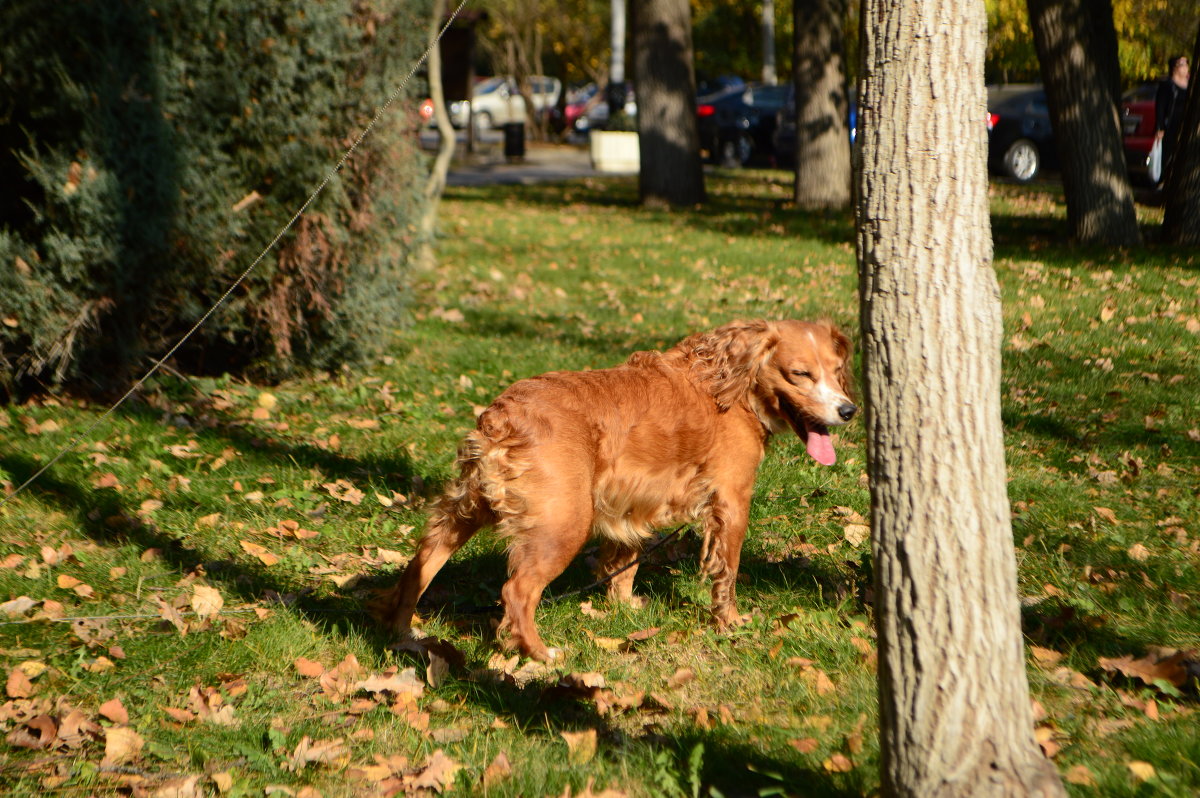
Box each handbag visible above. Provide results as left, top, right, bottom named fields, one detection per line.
left=1147, top=138, right=1163, bottom=183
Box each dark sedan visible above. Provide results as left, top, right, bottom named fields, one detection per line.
left=986, top=85, right=1055, bottom=182
left=696, top=83, right=790, bottom=167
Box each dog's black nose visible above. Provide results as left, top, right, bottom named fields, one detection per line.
left=838, top=402, right=858, bottom=421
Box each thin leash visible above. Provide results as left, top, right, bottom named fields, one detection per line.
left=0, top=0, right=472, bottom=512
left=547, top=524, right=691, bottom=604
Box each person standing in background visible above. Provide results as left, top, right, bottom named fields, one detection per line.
left=1155, top=55, right=1189, bottom=188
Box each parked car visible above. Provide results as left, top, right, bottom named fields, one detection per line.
left=986, top=84, right=1055, bottom=183
left=697, top=83, right=791, bottom=166
left=447, top=75, right=562, bottom=130
left=1120, top=82, right=1157, bottom=183
left=771, top=86, right=856, bottom=168
left=572, top=84, right=637, bottom=134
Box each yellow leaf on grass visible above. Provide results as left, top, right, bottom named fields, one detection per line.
left=191, top=585, right=224, bottom=620
left=240, top=540, right=279, bottom=566
left=843, top=524, right=870, bottom=547
left=1127, top=761, right=1156, bottom=781
left=562, top=729, right=598, bottom=764
left=56, top=574, right=82, bottom=589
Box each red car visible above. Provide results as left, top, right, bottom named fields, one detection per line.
left=1120, top=83, right=1157, bottom=183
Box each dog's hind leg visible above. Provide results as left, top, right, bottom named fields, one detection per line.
left=497, top=500, right=593, bottom=661
left=379, top=503, right=486, bottom=638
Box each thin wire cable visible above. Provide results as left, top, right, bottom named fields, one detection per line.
left=0, top=0, right=471, bottom=511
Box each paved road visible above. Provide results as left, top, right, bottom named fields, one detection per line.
left=419, top=130, right=615, bottom=186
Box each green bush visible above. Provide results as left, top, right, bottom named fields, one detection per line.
left=0, top=0, right=429, bottom=395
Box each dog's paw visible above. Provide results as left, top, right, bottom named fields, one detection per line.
left=545, top=647, right=565, bottom=662
left=713, top=609, right=752, bottom=630
left=611, top=594, right=648, bottom=610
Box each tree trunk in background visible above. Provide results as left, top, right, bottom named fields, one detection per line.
left=1026, top=0, right=1140, bottom=245
left=632, top=0, right=706, bottom=207
left=1162, top=22, right=1200, bottom=244
left=856, top=0, right=1068, bottom=794
left=792, top=0, right=851, bottom=209
left=417, top=0, right=456, bottom=271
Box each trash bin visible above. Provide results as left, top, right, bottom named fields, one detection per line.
left=502, top=122, right=525, bottom=160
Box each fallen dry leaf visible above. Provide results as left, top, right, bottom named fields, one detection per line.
left=1099, top=650, right=1193, bottom=689
left=240, top=540, right=280, bottom=566
left=1127, top=761, right=1156, bottom=782
left=561, top=729, right=598, bottom=765
left=99, top=697, right=129, bottom=724
left=789, top=737, right=819, bottom=754
left=1064, top=765, right=1095, bottom=786
left=295, top=657, right=326, bottom=678
left=102, top=725, right=145, bottom=766
left=823, top=753, right=854, bottom=773
left=162, top=706, right=197, bottom=723
left=482, top=752, right=512, bottom=788
left=287, top=736, right=350, bottom=771
left=6, top=667, right=35, bottom=698
left=6, top=714, right=58, bottom=749
left=843, top=523, right=870, bottom=547
left=665, top=667, right=696, bottom=690
left=410, top=749, right=461, bottom=792
left=190, top=585, right=224, bottom=620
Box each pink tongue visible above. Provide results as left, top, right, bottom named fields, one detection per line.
left=806, top=428, right=837, bottom=466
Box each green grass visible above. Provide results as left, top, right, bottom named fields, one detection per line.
left=1, top=168, right=1197, bottom=796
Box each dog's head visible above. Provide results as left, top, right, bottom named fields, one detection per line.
left=680, top=319, right=857, bottom=465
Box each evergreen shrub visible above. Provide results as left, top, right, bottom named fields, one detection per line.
left=0, top=0, right=429, bottom=395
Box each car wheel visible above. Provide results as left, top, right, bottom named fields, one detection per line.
left=1002, top=138, right=1039, bottom=182
left=473, top=111, right=494, bottom=132
left=720, top=135, right=753, bottom=167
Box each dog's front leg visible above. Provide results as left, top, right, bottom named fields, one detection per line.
left=699, top=494, right=751, bottom=629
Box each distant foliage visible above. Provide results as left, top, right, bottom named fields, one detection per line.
left=0, top=0, right=428, bottom=396
left=986, top=0, right=1198, bottom=84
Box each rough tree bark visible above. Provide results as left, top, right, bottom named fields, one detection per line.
left=791, top=0, right=852, bottom=209
left=632, top=0, right=705, bottom=207
left=1026, top=0, right=1140, bottom=245
left=855, top=0, right=1068, bottom=795
left=1162, top=21, right=1200, bottom=245
left=416, top=0, right=456, bottom=271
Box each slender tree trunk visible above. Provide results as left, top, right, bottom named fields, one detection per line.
left=1162, top=22, right=1200, bottom=244
left=855, top=0, right=1068, bottom=795
left=1026, top=0, right=1140, bottom=245
left=632, top=0, right=705, bottom=207
left=791, top=0, right=851, bottom=209
left=762, top=0, right=777, bottom=85
left=416, top=0, right=456, bottom=271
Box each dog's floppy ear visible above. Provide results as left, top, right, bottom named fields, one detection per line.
left=686, top=320, right=781, bottom=411
left=827, top=322, right=856, bottom=400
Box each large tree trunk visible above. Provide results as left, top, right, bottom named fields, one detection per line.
left=1162, top=22, right=1200, bottom=245
left=791, top=0, right=851, bottom=209
left=1026, top=0, right=1140, bottom=245
left=855, top=0, right=1068, bottom=795
left=632, top=0, right=705, bottom=207
left=416, top=0, right=456, bottom=272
